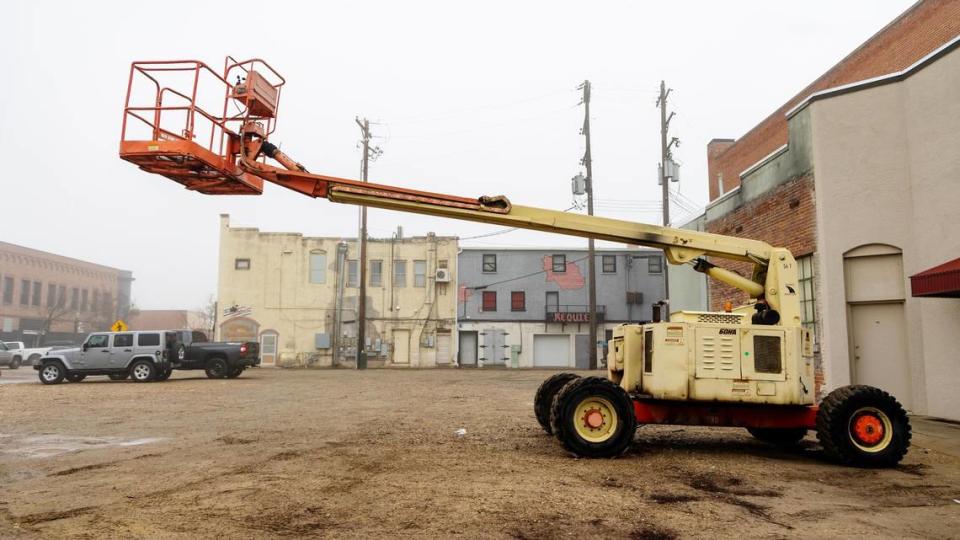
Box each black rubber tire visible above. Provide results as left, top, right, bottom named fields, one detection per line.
left=534, top=373, right=580, bottom=434
left=549, top=376, right=637, bottom=458
left=108, top=373, right=129, bottom=381
left=38, top=361, right=65, bottom=385
left=205, top=357, right=228, bottom=379
left=155, top=366, right=173, bottom=381
left=10, top=357, right=21, bottom=369
left=65, top=373, right=86, bottom=383
left=747, top=427, right=808, bottom=446
left=816, top=384, right=911, bottom=468
left=225, top=366, right=244, bottom=379
left=129, top=359, right=157, bottom=383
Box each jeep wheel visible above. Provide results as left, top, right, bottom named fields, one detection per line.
left=130, top=360, right=156, bottom=383
left=10, top=357, right=21, bottom=369
left=65, top=373, right=86, bottom=383
left=225, top=366, right=244, bottom=379
left=39, top=361, right=65, bottom=385
left=205, top=357, right=228, bottom=379
left=108, top=373, right=129, bottom=381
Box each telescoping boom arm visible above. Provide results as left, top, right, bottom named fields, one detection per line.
left=239, top=130, right=800, bottom=327
left=117, top=58, right=800, bottom=327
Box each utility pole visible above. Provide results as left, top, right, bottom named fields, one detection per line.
left=579, top=80, right=598, bottom=370
left=656, top=80, right=679, bottom=311
left=354, top=117, right=379, bottom=370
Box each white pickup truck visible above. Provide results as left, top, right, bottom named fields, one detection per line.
left=2, top=341, right=54, bottom=369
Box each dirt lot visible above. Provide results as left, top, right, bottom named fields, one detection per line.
left=1, top=368, right=958, bottom=539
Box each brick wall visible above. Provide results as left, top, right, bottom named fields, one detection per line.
left=705, top=175, right=816, bottom=310
left=708, top=0, right=960, bottom=201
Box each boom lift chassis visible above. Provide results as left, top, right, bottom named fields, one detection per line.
left=120, top=58, right=911, bottom=467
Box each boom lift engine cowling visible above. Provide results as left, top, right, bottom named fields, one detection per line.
left=119, top=57, right=910, bottom=467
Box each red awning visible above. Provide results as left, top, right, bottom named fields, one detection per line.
left=910, top=257, right=960, bottom=298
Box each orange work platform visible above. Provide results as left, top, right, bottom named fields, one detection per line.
left=119, top=58, right=285, bottom=195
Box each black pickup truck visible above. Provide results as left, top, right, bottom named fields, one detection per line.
left=163, top=330, right=260, bottom=380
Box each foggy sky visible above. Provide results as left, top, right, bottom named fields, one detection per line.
left=2, top=0, right=914, bottom=310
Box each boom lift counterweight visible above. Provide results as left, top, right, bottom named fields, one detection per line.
left=120, top=58, right=911, bottom=467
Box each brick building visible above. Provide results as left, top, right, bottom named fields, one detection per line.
left=0, top=241, right=133, bottom=346
left=690, top=0, right=960, bottom=419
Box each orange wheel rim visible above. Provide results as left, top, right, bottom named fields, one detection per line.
left=852, top=413, right=885, bottom=446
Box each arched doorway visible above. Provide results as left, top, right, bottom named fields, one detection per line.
left=843, top=244, right=912, bottom=409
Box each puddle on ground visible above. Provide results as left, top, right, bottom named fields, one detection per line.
left=0, top=433, right=164, bottom=459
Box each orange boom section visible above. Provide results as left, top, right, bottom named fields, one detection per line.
left=119, top=57, right=286, bottom=195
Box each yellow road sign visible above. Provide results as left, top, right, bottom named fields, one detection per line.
left=111, top=320, right=128, bottom=332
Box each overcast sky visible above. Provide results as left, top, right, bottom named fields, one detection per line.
left=2, top=0, right=915, bottom=310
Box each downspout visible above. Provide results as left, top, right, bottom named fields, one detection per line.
left=332, top=241, right=348, bottom=366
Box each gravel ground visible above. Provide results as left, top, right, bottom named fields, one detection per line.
left=0, top=368, right=958, bottom=539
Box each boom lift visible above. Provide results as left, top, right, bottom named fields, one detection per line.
left=120, top=58, right=911, bottom=467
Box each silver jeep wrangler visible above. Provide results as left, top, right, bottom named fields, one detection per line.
left=35, top=330, right=172, bottom=384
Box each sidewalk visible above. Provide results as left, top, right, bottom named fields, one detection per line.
left=911, top=415, right=960, bottom=459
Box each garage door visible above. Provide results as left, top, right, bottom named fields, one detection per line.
left=533, top=334, right=570, bottom=368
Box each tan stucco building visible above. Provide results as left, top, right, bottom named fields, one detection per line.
left=217, top=215, right=458, bottom=367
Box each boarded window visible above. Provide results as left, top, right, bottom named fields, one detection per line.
left=309, top=252, right=327, bottom=284
left=482, top=291, right=497, bottom=312
left=2, top=277, right=12, bottom=304
left=602, top=255, right=616, bottom=273
left=81, top=289, right=88, bottom=312
left=414, top=260, right=427, bottom=287
left=47, top=283, right=56, bottom=307
left=482, top=254, right=497, bottom=273
left=394, top=260, right=407, bottom=288
left=511, top=291, right=525, bottom=311
left=19, top=280, right=30, bottom=305
left=552, top=254, right=566, bottom=273
left=347, top=260, right=358, bottom=288
left=754, top=335, right=782, bottom=374
left=32, top=281, right=41, bottom=306
left=370, top=260, right=383, bottom=287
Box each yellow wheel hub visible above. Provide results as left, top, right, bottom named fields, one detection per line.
left=573, top=396, right=618, bottom=443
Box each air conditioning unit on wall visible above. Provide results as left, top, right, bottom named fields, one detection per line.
left=435, top=268, right=451, bottom=282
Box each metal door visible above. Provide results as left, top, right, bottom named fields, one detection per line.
left=260, top=332, right=278, bottom=366
left=483, top=328, right=506, bottom=366
left=574, top=334, right=591, bottom=369
left=436, top=333, right=452, bottom=364
left=533, top=334, right=570, bottom=367
left=458, top=331, right=478, bottom=366
left=851, top=303, right=912, bottom=409
left=110, top=333, right=136, bottom=368
left=392, top=330, right=410, bottom=364
left=82, top=334, right=112, bottom=369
